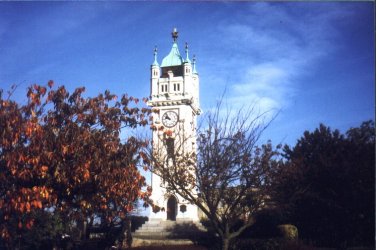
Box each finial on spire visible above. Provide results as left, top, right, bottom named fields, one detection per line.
left=172, top=27, right=178, bottom=42
left=185, top=42, right=191, bottom=63
left=192, top=54, right=197, bottom=74
left=152, top=46, right=159, bottom=66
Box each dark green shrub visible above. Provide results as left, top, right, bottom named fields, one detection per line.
left=20, top=210, right=66, bottom=250
left=240, top=209, right=282, bottom=239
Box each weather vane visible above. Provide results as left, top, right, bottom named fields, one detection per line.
left=171, top=27, right=178, bottom=42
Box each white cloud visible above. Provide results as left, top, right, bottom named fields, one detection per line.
left=230, top=59, right=301, bottom=113
left=200, top=3, right=350, bottom=119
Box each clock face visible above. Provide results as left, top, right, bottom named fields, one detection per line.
left=162, top=111, right=178, bottom=128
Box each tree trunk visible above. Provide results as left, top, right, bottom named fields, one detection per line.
left=77, top=217, right=86, bottom=240
left=222, top=237, right=230, bottom=250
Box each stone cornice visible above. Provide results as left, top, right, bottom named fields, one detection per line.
left=147, top=98, right=191, bottom=107
left=147, top=98, right=201, bottom=115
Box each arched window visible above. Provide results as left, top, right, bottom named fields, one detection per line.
left=167, top=196, right=177, bottom=221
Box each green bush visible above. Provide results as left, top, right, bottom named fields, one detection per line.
left=20, top=210, right=66, bottom=249
left=238, top=209, right=283, bottom=239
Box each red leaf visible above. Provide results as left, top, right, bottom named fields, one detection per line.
left=48, top=80, right=54, bottom=88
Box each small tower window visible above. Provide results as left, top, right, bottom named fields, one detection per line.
left=166, top=138, right=175, bottom=160
left=161, top=84, right=168, bottom=93
left=172, top=84, right=180, bottom=92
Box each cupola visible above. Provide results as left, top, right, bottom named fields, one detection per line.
left=161, top=28, right=184, bottom=67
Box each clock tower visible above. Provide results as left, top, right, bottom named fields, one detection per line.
left=147, top=28, right=200, bottom=221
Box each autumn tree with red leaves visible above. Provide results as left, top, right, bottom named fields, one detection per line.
left=0, top=82, right=151, bottom=246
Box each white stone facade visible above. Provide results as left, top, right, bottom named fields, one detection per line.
left=147, top=31, right=200, bottom=222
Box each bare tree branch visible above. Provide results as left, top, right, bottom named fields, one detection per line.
left=146, top=99, right=280, bottom=250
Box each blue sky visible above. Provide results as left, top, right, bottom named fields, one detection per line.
left=0, top=2, right=374, bottom=147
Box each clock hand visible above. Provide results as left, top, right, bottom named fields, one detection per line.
left=165, top=115, right=170, bottom=120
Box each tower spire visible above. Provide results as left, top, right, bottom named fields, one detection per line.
left=185, top=42, right=191, bottom=63
left=152, top=46, right=159, bottom=66
left=171, top=27, right=178, bottom=42
left=192, top=55, right=197, bottom=74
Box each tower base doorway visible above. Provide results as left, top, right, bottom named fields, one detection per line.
left=167, top=196, right=177, bottom=221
